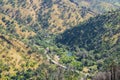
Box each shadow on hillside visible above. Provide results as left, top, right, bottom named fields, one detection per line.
left=56, top=14, right=108, bottom=51
left=56, top=10, right=120, bottom=51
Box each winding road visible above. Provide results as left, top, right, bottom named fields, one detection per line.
left=44, top=47, right=89, bottom=80
left=44, top=47, right=84, bottom=73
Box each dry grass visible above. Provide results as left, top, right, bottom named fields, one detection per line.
left=0, top=0, right=94, bottom=34
left=0, top=35, right=43, bottom=79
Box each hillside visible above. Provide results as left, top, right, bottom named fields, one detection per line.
left=72, top=0, right=120, bottom=13
left=0, top=33, right=43, bottom=79
left=0, top=0, right=95, bottom=34
left=0, top=0, right=120, bottom=80
left=56, top=9, right=120, bottom=51
left=1, top=0, right=119, bottom=34
left=56, top=9, right=120, bottom=73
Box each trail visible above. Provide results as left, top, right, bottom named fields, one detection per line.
left=44, top=47, right=67, bottom=69
left=44, top=47, right=89, bottom=80
left=44, top=47, right=80, bottom=73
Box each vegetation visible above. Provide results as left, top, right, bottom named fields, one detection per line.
left=0, top=0, right=120, bottom=80
left=56, top=9, right=120, bottom=76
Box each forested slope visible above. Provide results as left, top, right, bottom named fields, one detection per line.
left=56, top=9, right=120, bottom=71
left=0, top=0, right=120, bottom=80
